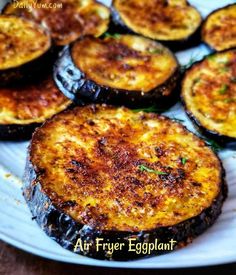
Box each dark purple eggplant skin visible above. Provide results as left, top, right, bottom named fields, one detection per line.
left=23, top=145, right=227, bottom=261
left=109, top=2, right=202, bottom=52
left=53, top=45, right=181, bottom=110
left=201, top=4, right=236, bottom=52
left=0, top=123, right=41, bottom=141
left=181, top=51, right=236, bottom=150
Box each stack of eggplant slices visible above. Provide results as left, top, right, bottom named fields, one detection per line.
left=0, top=0, right=235, bottom=261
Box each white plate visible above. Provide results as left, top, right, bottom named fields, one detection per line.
left=0, top=0, right=236, bottom=269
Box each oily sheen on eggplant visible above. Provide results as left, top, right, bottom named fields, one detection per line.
left=0, top=15, right=52, bottom=84
left=111, top=0, right=202, bottom=50
left=23, top=104, right=226, bottom=261
left=3, top=0, right=110, bottom=46
left=54, top=35, right=180, bottom=108
left=202, top=4, right=236, bottom=52
left=0, top=74, right=71, bottom=140
left=181, top=49, right=236, bottom=149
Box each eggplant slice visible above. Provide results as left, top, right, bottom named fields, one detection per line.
left=54, top=35, right=180, bottom=108
left=111, top=0, right=202, bottom=50
left=0, top=74, right=71, bottom=140
left=182, top=49, right=236, bottom=149
left=24, top=104, right=226, bottom=260
left=0, top=15, right=52, bottom=84
left=3, top=0, right=110, bottom=46
left=202, top=4, right=236, bottom=52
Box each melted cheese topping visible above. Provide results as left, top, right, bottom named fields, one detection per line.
left=4, top=0, right=110, bottom=46
left=182, top=49, right=236, bottom=138
left=0, top=16, right=50, bottom=70
left=0, top=75, right=71, bottom=125
left=30, top=105, right=222, bottom=231
left=202, top=4, right=236, bottom=51
left=72, top=35, right=178, bottom=92
left=113, top=0, right=202, bottom=41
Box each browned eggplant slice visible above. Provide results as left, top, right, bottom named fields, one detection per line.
left=23, top=104, right=226, bottom=260
left=0, top=15, right=52, bottom=84
left=54, top=35, right=180, bottom=108
left=0, top=74, right=71, bottom=140
left=181, top=49, right=236, bottom=149
left=3, top=0, right=110, bottom=46
left=111, top=0, right=202, bottom=50
left=202, top=4, right=236, bottom=52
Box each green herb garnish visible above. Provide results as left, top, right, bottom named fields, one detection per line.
left=218, top=84, right=228, bottom=95
left=202, top=137, right=222, bottom=152
left=223, top=98, right=235, bottom=103
left=148, top=48, right=163, bottom=54
left=193, top=77, right=201, bottom=84
left=138, top=165, right=168, bottom=175
left=181, top=55, right=200, bottom=73
left=181, top=157, right=187, bottom=165
left=206, top=55, right=216, bottom=61
left=171, top=117, right=185, bottom=123
left=132, top=106, right=163, bottom=113
left=104, top=33, right=121, bottom=39
left=220, top=67, right=229, bottom=73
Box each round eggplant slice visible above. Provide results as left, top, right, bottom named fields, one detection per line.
left=54, top=35, right=180, bottom=108
left=111, top=0, right=202, bottom=50
left=202, top=4, right=236, bottom=52
left=0, top=74, right=71, bottom=140
left=3, top=0, right=110, bottom=46
left=181, top=49, right=236, bottom=149
left=24, top=104, right=226, bottom=260
left=0, top=15, right=52, bottom=84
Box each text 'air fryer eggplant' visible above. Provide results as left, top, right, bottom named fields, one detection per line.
left=3, top=0, right=110, bottom=46
left=24, top=104, right=226, bottom=261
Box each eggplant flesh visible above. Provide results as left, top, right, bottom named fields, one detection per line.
left=0, top=15, right=52, bottom=84
left=0, top=74, right=71, bottom=140
left=202, top=4, right=236, bottom=52
left=54, top=35, right=180, bottom=109
left=110, top=0, right=202, bottom=51
left=181, top=49, right=236, bottom=149
left=23, top=104, right=227, bottom=260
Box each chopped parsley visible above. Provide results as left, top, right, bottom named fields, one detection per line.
left=181, top=157, right=187, bottom=165
left=202, top=137, right=222, bottom=152
left=193, top=77, right=201, bottom=84
left=148, top=48, right=163, bottom=54
left=220, top=67, right=229, bottom=73
left=206, top=55, right=216, bottom=61
left=171, top=117, right=185, bottom=123
left=138, top=165, right=168, bottom=175
left=218, top=84, right=228, bottom=95
left=104, top=33, right=121, bottom=39
left=181, top=55, right=200, bottom=72
left=132, top=106, right=163, bottom=113
left=223, top=98, right=235, bottom=103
